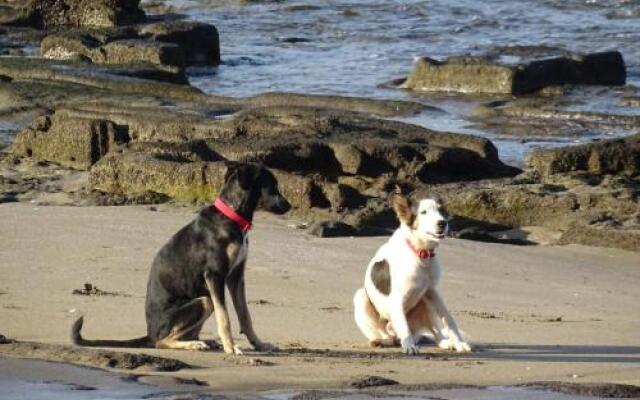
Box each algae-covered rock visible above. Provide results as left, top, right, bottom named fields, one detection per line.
left=425, top=173, right=640, bottom=251
left=16, top=0, right=146, bottom=29
left=0, top=56, right=189, bottom=87
left=89, top=149, right=333, bottom=208
left=309, top=221, right=358, bottom=238
left=140, top=21, right=220, bottom=65
left=245, top=92, right=427, bottom=117
left=527, top=133, right=640, bottom=177
left=89, top=151, right=226, bottom=202
left=100, top=39, right=185, bottom=68
left=202, top=106, right=520, bottom=182
left=12, top=111, right=129, bottom=169
left=42, top=33, right=186, bottom=69
left=558, top=223, right=640, bottom=252
left=436, top=183, right=579, bottom=228
left=403, top=56, right=516, bottom=94
left=403, top=51, right=626, bottom=94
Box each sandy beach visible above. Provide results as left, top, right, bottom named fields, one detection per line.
left=1, top=203, right=639, bottom=395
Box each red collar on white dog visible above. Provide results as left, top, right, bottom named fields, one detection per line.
left=405, top=238, right=435, bottom=259
left=213, top=198, right=252, bottom=233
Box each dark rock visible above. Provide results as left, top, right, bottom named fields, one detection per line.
left=523, top=382, right=640, bottom=398
left=40, top=31, right=125, bottom=61
left=309, top=221, right=358, bottom=238
left=14, top=0, right=146, bottom=29
left=245, top=92, right=427, bottom=117
left=558, top=223, right=640, bottom=252
left=81, top=189, right=171, bottom=206
left=427, top=173, right=640, bottom=251
left=403, top=51, right=626, bottom=94
left=0, top=334, right=15, bottom=344
left=452, top=227, right=535, bottom=245
left=12, top=111, right=130, bottom=169
left=56, top=106, right=235, bottom=142
left=72, top=282, right=119, bottom=296
left=434, top=183, right=579, bottom=228
left=271, top=170, right=329, bottom=210
left=349, top=376, right=399, bottom=389
left=100, top=39, right=185, bottom=68
left=199, top=106, right=519, bottom=183
left=320, top=182, right=367, bottom=210
left=42, top=33, right=186, bottom=69
left=0, top=56, right=189, bottom=87
left=89, top=151, right=226, bottom=202
left=471, top=94, right=640, bottom=142
left=0, top=341, right=190, bottom=371
left=278, top=37, right=311, bottom=43
left=140, top=21, right=220, bottom=65
left=527, top=133, right=640, bottom=177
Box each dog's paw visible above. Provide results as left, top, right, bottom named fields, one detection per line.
left=203, top=339, right=222, bottom=350
left=401, top=336, right=419, bottom=355
left=253, top=341, right=278, bottom=352
left=454, top=341, right=472, bottom=353
left=223, top=344, right=244, bottom=355
left=187, top=341, right=210, bottom=351
left=438, top=338, right=472, bottom=352
left=438, top=338, right=454, bottom=351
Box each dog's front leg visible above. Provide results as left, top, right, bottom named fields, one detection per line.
left=389, top=294, right=419, bottom=355
left=204, top=270, right=242, bottom=355
left=228, top=268, right=278, bottom=352
left=428, top=290, right=471, bottom=352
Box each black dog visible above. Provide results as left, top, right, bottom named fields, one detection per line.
left=71, top=162, right=291, bottom=354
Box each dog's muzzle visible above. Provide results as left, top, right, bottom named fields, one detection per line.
left=434, top=220, right=448, bottom=238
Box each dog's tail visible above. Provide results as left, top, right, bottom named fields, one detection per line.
left=71, top=316, right=152, bottom=348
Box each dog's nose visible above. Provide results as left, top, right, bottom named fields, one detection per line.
left=279, top=197, right=291, bottom=213
left=436, top=220, right=447, bottom=230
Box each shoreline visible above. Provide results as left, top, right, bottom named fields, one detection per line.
left=1, top=203, right=639, bottom=394
left=1, top=357, right=640, bottom=400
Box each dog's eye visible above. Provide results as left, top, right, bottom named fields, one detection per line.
left=420, top=210, right=427, bottom=215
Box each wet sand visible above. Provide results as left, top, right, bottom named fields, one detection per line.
left=0, top=203, right=639, bottom=394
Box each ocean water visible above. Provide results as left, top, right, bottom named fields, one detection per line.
left=0, top=358, right=623, bottom=400
left=168, top=0, right=640, bottom=166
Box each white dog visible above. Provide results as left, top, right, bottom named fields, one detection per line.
left=353, top=190, right=471, bottom=354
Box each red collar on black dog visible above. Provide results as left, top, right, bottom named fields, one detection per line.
left=405, top=238, right=435, bottom=259
left=213, top=198, right=252, bottom=233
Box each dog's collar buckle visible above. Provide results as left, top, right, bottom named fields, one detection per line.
left=405, top=238, right=434, bottom=259
left=213, top=198, right=252, bottom=233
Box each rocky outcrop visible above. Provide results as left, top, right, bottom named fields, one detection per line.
left=89, top=147, right=343, bottom=210
left=90, top=150, right=226, bottom=202
left=0, top=55, right=189, bottom=86
left=12, top=112, right=129, bottom=169
left=7, top=96, right=523, bottom=216
left=41, top=32, right=186, bottom=69
left=1, top=11, right=636, bottom=252
left=2, top=4, right=219, bottom=70
left=402, top=51, right=626, bottom=94
left=139, top=21, right=220, bottom=66
left=558, top=222, right=640, bottom=252
left=13, top=0, right=146, bottom=29
left=527, top=134, right=640, bottom=177
left=425, top=165, right=640, bottom=251
left=40, top=22, right=222, bottom=68
left=72, top=105, right=519, bottom=211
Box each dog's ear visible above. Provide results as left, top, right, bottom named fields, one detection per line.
left=225, top=163, right=257, bottom=190
left=391, top=191, right=415, bottom=227
left=223, top=162, right=238, bottom=182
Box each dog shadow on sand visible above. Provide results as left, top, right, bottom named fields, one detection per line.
left=468, top=343, right=640, bottom=364
left=252, top=341, right=640, bottom=365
